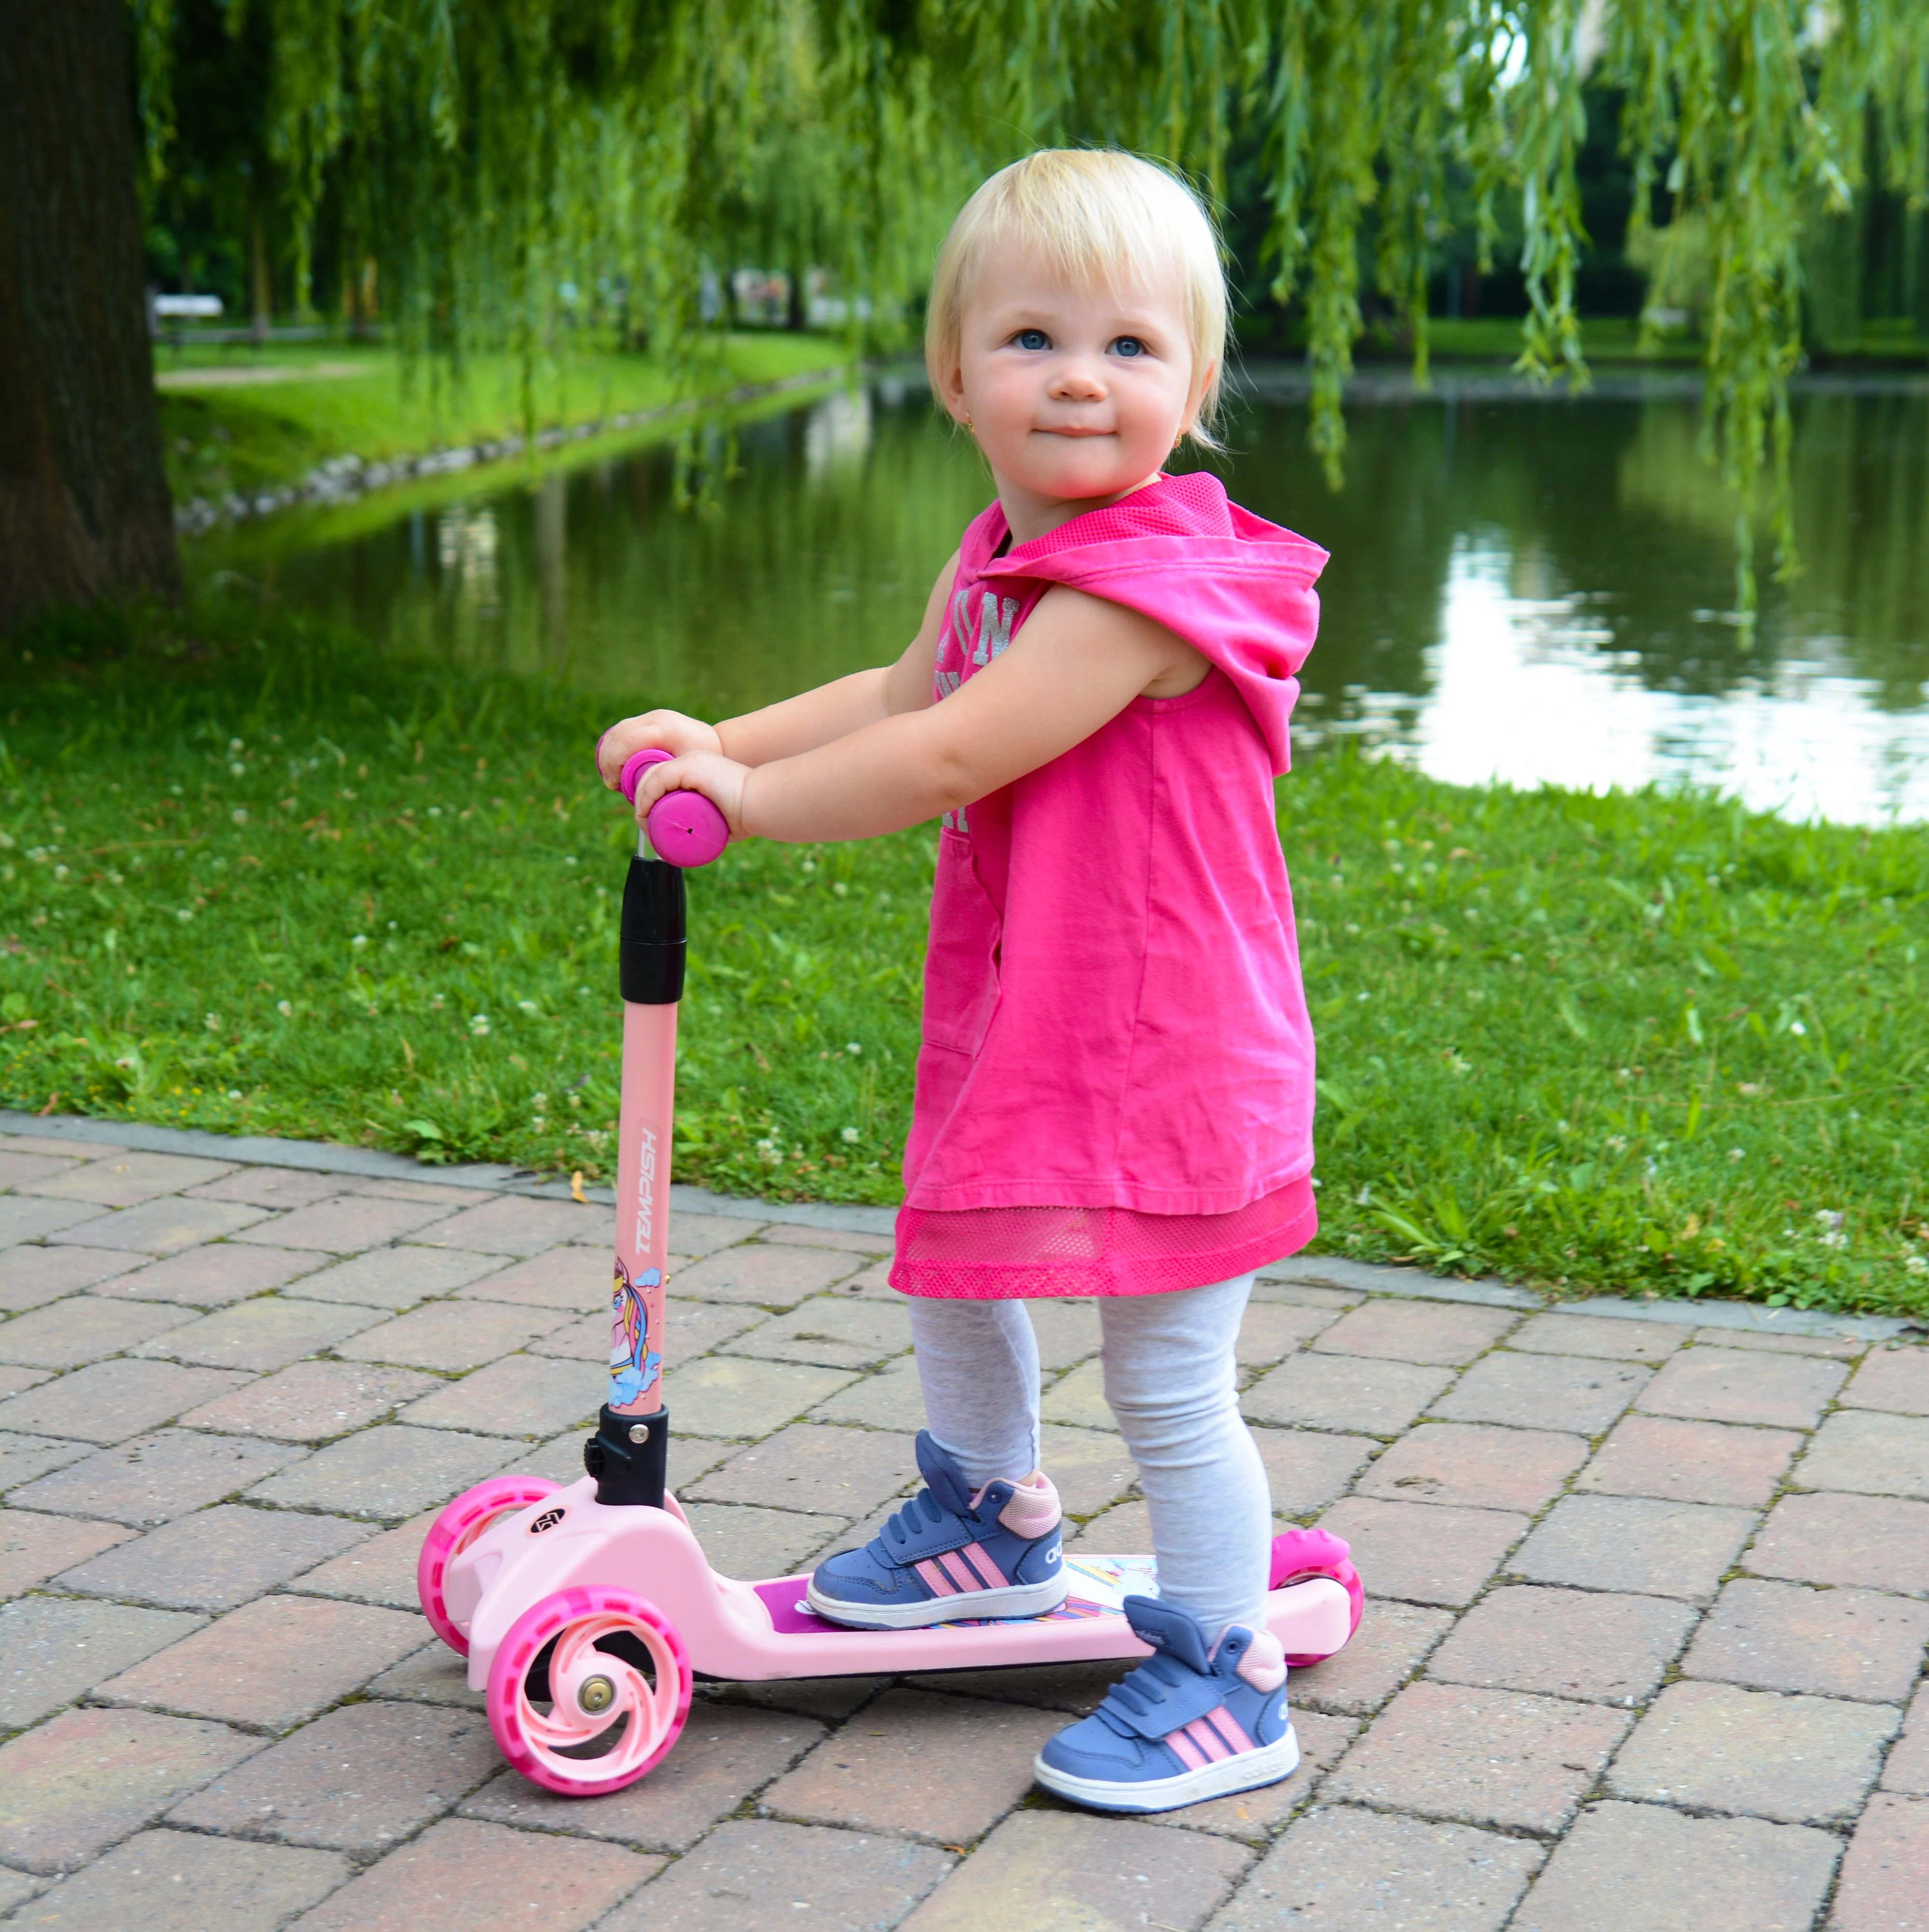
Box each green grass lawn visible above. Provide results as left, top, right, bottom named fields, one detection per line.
left=157, top=333, right=849, bottom=505
left=3, top=597, right=1926, bottom=1318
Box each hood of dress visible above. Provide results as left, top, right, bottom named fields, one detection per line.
left=978, top=469, right=1327, bottom=774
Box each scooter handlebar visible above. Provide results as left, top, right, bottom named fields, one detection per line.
left=614, top=748, right=729, bottom=869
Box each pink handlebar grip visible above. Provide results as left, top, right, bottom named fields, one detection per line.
left=615, top=749, right=730, bottom=868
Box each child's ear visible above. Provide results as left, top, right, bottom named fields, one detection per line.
left=936, top=358, right=971, bottom=426
left=1188, top=356, right=1220, bottom=429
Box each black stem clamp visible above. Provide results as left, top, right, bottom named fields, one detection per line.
left=586, top=1403, right=670, bottom=1508
left=620, top=856, right=685, bottom=1004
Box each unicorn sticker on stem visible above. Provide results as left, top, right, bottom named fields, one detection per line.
left=608, top=1258, right=662, bottom=1411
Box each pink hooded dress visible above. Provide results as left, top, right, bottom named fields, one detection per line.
left=891, top=470, right=1327, bottom=1299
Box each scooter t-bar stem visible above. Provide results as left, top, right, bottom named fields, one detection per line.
left=585, top=749, right=728, bottom=1509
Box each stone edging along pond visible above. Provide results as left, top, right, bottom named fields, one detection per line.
left=5, top=1107, right=1915, bottom=1347
left=170, top=363, right=846, bottom=536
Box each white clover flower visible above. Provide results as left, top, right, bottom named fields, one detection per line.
left=845, top=1042, right=862, bottom=1055
left=841, top=1126, right=860, bottom=1143
left=1906, top=1255, right=1927, bottom=1276
left=227, top=1089, right=242, bottom=1101
left=1790, top=1020, right=1807, bottom=1036
left=231, top=808, right=248, bottom=826
left=229, top=761, right=246, bottom=777
left=1728, top=1148, right=1745, bottom=1162
left=277, top=999, right=293, bottom=1018
left=350, top=934, right=368, bottom=949
left=470, top=1014, right=491, bottom=1036
left=177, top=908, right=194, bottom=922
left=517, top=999, right=538, bottom=1014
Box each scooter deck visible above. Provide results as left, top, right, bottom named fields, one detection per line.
left=455, top=1481, right=1357, bottom=1687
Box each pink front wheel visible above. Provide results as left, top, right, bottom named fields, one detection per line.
left=487, top=1586, right=692, bottom=1796
left=1270, top=1526, right=1365, bottom=1667
left=417, top=1475, right=563, bottom=1656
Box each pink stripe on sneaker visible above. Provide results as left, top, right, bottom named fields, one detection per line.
left=1165, top=1727, right=1211, bottom=1770
left=958, top=1543, right=1007, bottom=1589
left=915, top=1559, right=958, bottom=1597
left=1184, top=1717, right=1232, bottom=1762
left=937, top=1551, right=981, bottom=1592
left=1203, top=1706, right=1255, bottom=1754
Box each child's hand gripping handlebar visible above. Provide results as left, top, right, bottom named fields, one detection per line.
left=617, top=748, right=730, bottom=868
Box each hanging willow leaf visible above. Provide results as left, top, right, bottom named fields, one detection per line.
left=128, top=0, right=1929, bottom=608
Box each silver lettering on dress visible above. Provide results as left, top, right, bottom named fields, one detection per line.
left=974, top=593, right=1019, bottom=665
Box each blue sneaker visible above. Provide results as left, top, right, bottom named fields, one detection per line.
left=805, top=1430, right=1067, bottom=1629
left=1033, top=1595, right=1298, bottom=1812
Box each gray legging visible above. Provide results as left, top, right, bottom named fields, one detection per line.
left=906, top=1273, right=1271, bottom=1637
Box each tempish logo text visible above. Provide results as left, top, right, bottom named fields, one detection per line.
left=632, top=1125, right=657, bottom=1256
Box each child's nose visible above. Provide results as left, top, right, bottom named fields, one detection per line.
left=1049, top=358, right=1106, bottom=400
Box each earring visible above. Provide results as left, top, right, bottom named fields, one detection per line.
left=962, top=411, right=975, bottom=433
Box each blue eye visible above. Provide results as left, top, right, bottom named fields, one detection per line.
left=1015, top=328, right=1049, bottom=351
left=1111, top=336, right=1147, bottom=358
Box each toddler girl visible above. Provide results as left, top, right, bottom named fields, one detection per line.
left=599, top=149, right=1325, bottom=1813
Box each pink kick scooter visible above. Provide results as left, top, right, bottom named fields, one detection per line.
left=415, top=747, right=1364, bottom=1796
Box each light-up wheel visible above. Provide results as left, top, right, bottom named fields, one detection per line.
left=416, top=1475, right=563, bottom=1656
left=1269, top=1526, right=1365, bottom=1666
left=486, top=1585, right=691, bottom=1796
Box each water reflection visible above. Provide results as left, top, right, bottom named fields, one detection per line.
left=1408, top=536, right=1929, bottom=824
left=194, top=371, right=1929, bottom=824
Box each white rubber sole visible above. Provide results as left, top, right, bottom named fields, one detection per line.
left=805, top=1571, right=1069, bottom=1630
left=1032, top=1723, right=1301, bottom=1814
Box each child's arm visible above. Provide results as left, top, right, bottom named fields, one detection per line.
left=631, top=585, right=1201, bottom=844
left=596, top=553, right=956, bottom=785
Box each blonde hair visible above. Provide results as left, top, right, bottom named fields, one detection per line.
left=925, top=149, right=1229, bottom=450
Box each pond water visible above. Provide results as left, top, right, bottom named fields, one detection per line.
left=193, top=366, right=1929, bottom=825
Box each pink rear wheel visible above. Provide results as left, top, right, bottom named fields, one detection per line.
left=417, top=1475, right=562, bottom=1656
left=1270, top=1526, right=1365, bottom=1667
left=487, top=1586, right=691, bottom=1796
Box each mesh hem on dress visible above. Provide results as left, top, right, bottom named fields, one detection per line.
left=889, top=1179, right=1317, bottom=1299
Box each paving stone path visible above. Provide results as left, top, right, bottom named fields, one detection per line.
left=0, top=1118, right=1925, bottom=1931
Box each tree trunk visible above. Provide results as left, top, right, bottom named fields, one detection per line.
left=0, top=0, right=179, bottom=630
left=249, top=197, right=273, bottom=345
